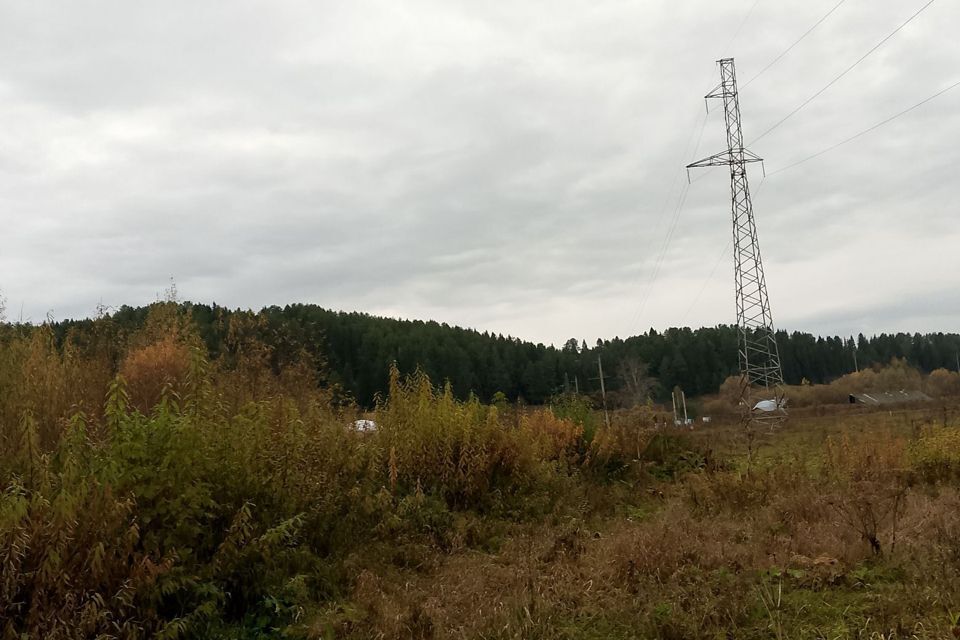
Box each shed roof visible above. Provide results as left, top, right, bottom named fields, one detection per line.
left=849, top=390, right=931, bottom=406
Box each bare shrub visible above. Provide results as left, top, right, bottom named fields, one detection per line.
left=823, top=433, right=911, bottom=556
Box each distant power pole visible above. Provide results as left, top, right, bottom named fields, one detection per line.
left=671, top=387, right=689, bottom=426
left=594, top=357, right=612, bottom=429
left=687, top=58, right=786, bottom=426
left=853, top=348, right=859, bottom=373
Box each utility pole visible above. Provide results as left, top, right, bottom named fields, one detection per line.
left=595, top=357, right=611, bottom=429
left=687, top=57, right=786, bottom=427
left=671, top=387, right=689, bottom=426
left=853, top=348, right=859, bottom=373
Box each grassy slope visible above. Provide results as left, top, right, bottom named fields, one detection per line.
left=312, top=407, right=960, bottom=639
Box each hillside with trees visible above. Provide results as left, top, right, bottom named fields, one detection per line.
left=43, top=302, right=960, bottom=406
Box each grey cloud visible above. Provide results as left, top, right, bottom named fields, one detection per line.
left=0, top=0, right=957, bottom=343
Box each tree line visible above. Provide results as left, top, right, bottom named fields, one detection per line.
left=45, top=302, right=960, bottom=407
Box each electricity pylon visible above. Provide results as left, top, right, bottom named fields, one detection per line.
left=687, top=58, right=786, bottom=426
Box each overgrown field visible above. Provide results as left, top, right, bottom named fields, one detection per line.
left=2, top=304, right=960, bottom=638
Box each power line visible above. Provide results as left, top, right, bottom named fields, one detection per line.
left=648, top=109, right=710, bottom=250
left=631, top=111, right=711, bottom=331
left=677, top=178, right=769, bottom=327
left=628, top=98, right=711, bottom=331
left=626, top=108, right=708, bottom=331
left=767, top=78, right=960, bottom=176
left=742, top=0, right=847, bottom=89
left=631, top=179, right=693, bottom=331
left=750, top=0, right=938, bottom=145
left=679, top=239, right=730, bottom=327
left=722, top=0, right=763, bottom=57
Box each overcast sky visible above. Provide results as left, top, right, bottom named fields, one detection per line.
left=1, top=0, right=957, bottom=345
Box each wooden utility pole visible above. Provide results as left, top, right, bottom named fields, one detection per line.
left=671, top=387, right=688, bottom=426
left=597, top=357, right=611, bottom=429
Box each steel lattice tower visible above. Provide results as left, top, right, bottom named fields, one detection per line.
left=687, top=58, right=786, bottom=424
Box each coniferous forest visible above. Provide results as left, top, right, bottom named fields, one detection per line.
left=47, top=302, right=960, bottom=405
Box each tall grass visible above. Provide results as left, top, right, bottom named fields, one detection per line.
left=0, top=305, right=645, bottom=638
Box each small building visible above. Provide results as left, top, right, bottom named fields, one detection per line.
left=848, top=390, right=931, bottom=406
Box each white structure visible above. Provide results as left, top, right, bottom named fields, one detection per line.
left=752, top=399, right=786, bottom=413
left=352, top=419, right=377, bottom=433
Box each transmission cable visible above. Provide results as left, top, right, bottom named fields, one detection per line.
left=676, top=178, right=769, bottom=326
left=749, top=0, right=938, bottom=145
left=679, top=239, right=731, bottom=327
left=626, top=108, right=708, bottom=329
left=633, top=181, right=693, bottom=329
left=635, top=101, right=715, bottom=327
left=767, top=78, right=960, bottom=176
left=630, top=148, right=702, bottom=330
left=722, top=0, right=763, bottom=57
left=741, top=0, right=848, bottom=89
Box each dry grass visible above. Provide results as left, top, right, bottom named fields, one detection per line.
left=306, top=410, right=960, bottom=640
left=703, top=358, right=952, bottom=415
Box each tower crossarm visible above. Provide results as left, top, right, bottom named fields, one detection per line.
left=686, top=149, right=762, bottom=169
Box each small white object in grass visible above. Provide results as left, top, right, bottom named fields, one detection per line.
left=353, top=419, right=377, bottom=432
left=752, top=399, right=785, bottom=412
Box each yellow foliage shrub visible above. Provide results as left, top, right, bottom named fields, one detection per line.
left=587, top=408, right=656, bottom=472
left=375, top=366, right=539, bottom=507
left=926, top=368, right=960, bottom=398
left=910, top=427, right=960, bottom=482
left=522, top=408, right=582, bottom=463
left=119, top=336, right=192, bottom=412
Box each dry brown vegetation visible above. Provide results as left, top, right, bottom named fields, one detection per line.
left=311, top=410, right=960, bottom=639
left=1, top=305, right=960, bottom=639
left=703, top=358, right=958, bottom=417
